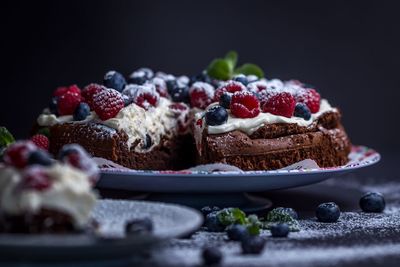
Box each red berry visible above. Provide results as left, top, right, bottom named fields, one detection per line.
left=53, top=84, right=81, bottom=97
left=214, top=81, right=247, bottom=101
left=189, top=82, right=214, bottom=109
left=169, top=103, right=189, bottom=113
left=22, top=166, right=52, bottom=191
left=57, top=91, right=83, bottom=115
left=196, top=118, right=203, bottom=128
left=152, top=77, right=168, bottom=97
left=82, top=83, right=105, bottom=110
left=30, top=134, right=49, bottom=151
left=125, top=84, right=160, bottom=110
left=262, top=92, right=296, bottom=118
left=230, top=91, right=260, bottom=118
left=295, top=88, right=321, bottom=113
left=3, top=141, right=37, bottom=168
left=92, top=89, right=124, bottom=120
left=247, top=81, right=268, bottom=93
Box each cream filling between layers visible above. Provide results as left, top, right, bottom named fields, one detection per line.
left=206, top=99, right=336, bottom=135
left=0, top=164, right=97, bottom=227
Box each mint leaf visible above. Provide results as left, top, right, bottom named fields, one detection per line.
left=224, top=50, right=238, bottom=70
left=0, top=127, right=15, bottom=148
left=207, top=59, right=232, bottom=80
left=217, top=208, right=247, bottom=226
left=37, top=127, right=50, bottom=138
left=262, top=208, right=300, bottom=232
left=234, top=63, right=264, bottom=78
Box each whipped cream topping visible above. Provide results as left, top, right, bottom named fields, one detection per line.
left=0, top=164, right=97, bottom=227
left=37, top=112, right=96, bottom=127
left=199, top=99, right=336, bottom=136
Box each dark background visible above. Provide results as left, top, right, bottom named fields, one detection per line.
left=1, top=0, right=399, bottom=154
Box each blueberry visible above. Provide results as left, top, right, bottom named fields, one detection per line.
left=226, top=224, right=249, bottom=241
left=270, top=223, right=289, bottom=237
left=233, top=74, right=248, bottom=86
left=241, top=236, right=266, bottom=254
left=190, top=72, right=212, bottom=86
left=219, top=93, right=232, bottom=109
left=166, top=79, right=177, bottom=93
left=294, top=103, right=311, bottom=120
left=122, top=95, right=133, bottom=107
left=128, top=75, right=147, bottom=85
left=169, top=84, right=190, bottom=103
left=359, top=192, right=385, bottom=213
left=202, top=246, right=222, bottom=266
left=246, top=75, right=259, bottom=83
left=103, top=70, right=127, bottom=92
left=49, top=97, right=59, bottom=115
left=204, top=211, right=225, bottom=232
left=28, top=150, right=53, bottom=166
left=142, top=134, right=152, bottom=150
left=205, top=106, right=228, bottom=126
left=316, top=202, right=340, bottom=223
left=73, top=103, right=91, bottom=121
left=201, top=206, right=220, bottom=217
left=128, top=68, right=152, bottom=85
left=125, top=218, right=153, bottom=235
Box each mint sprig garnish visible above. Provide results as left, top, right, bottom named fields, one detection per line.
left=0, top=127, right=15, bottom=148
left=262, top=207, right=300, bottom=232
left=206, top=51, right=264, bottom=80
left=216, top=208, right=262, bottom=235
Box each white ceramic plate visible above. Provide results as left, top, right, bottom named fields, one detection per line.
left=97, top=146, right=380, bottom=193
left=0, top=199, right=203, bottom=262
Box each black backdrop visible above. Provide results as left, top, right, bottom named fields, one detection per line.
left=1, top=0, right=399, bottom=154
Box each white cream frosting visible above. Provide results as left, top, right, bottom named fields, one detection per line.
left=0, top=164, right=97, bottom=227
left=204, top=99, right=336, bottom=135
left=37, top=112, right=96, bottom=127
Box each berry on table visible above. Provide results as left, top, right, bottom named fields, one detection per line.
left=125, top=218, right=153, bottom=235
left=92, top=89, right=125, bottom=120
left=202, top=246, right=222, bottom=266
left=226, top=224, right=249, bottom=241
left=359, top=192, right=385, bottom=213
left=230, top=91, right=260, bottom=118
left=53, top=84, right=81, bottom=98
left=295, top=88, right=321, bottom=113
left=262, top=92, right=295, bottom=118
left=219, top=92, right=232, bottom=109
left=316, top=202, right=340, bottom=223
left=82, top=83, right=105, bottom=110
left=204, top=211, right=225, bottom=232
left=73, top=102, right=91, bottom=121
left=241, top=236, right=266, bottom=254
left=22, top=166, right=52, bottom=191
left=294, top=103, right=312, bottom=120
left=30, top=134, right=49, bottom=151
left=27, top=150, right=53, bottom=167
left=270, top=223, right=290, bottom=238
left=57, top=91, right=82, bottom=116
left=214, top=81, right=247, bottom=101
left=3, top=141, right=37, bottom=168
left=205, top=106, right=228, bottom=126
left=103, top=70, right=127, bottom=92
left=189, top=82, right=214, bottom=109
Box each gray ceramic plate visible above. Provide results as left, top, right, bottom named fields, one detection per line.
left=0, top=199, right=203, bottom=262
left=97, top=145, right=380, bottom=193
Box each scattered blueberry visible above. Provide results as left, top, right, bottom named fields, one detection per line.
left=49, top=97, right=59, bottom=115
left=142, top=134, right=152, bottom=150
left=316, top=202, right=340, bottom=223
left=202, top=246, right=222, bottom=266
left=270, top=223, right=289, bottom=238
left=219, top=93, right=232, bottom=109
left=205, top=211, right=225, bottom=232
left=125, top=218, right=153, bottom=235
left=103, top=70, right=126, bottom=92
left=73, top=103, right=91, bottom=121
left=233, top=74, right=248, bottom=86
left=205, top=106, right=228, bottom=126
left=274, top=207, right=298, bottom=220
left=241, top=236, right=266, bottom=254
left=294, top=103, right=311, bottom=120
left=201, top=206, right=221, bottom=217
left=190, top=72, right=212, bottom=86
left=28, top=150, right=53, bottom=166
left=226, top=224, right=249, bottom=241
left=168, top=84, right=190, bottom=103
left=359, top=192, right=385, bottom=213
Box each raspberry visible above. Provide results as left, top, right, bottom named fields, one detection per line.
left=59, top=144, right=100, bottom=184
left=189, top=82, right=214, bottom=109
left=21, top=166, right=52, bottom=191
left=53, top=84, right=81, bottom=97
left=152, top=77, right=168, bottom=97
left=214, top=81, right=247, bottom=101
left=262, top=92, right=296, bottom=118
left=57, top=91, right=83, bottom=116
left=123, top=84, right=160, bottom=110
left=295, top=88, right=321, bottom=113
left=230, top=91, right=260, bottom=118
left=92, top=89, right=124, bottom=120
left=169, top=103, right=189, bottom=113
left=3, top=141, right=37, bottom=168
left=247, top=81, right=268, bottom=93
left=30, top=134, right=49, bottom=151
left=82, top=83, right=105, bottom=110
